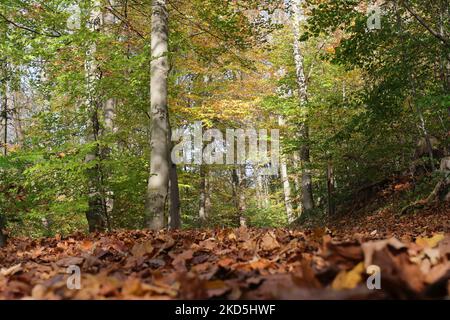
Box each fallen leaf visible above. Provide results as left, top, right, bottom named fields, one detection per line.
left=131, top=241, right=154, bottom=258
left=1, top=264, right=23, bottom=276
left=362, top=238, right=406, bottom=267
left=56, top=257, right=84, bottom=267
left=260, top=231, right=280, bottom=251
left=416, top=234, right=445, bottom=248
left=331, top=262, right=365, bottom=291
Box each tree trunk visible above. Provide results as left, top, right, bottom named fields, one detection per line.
left=327, top=160, right=336, bottom=216
left=278, top=116, right=295, bottom=223
left=199, top=165, right=208, bottom=220
left=2, top=69, right=7, bottom=157
left=292, top=151, right=301, bottom=192
left=12, top=92, right=24, bottom=147
left=0, top=220, right=6, bottom=248
left=85, top=104, right=107, bottom=232
left=439, top=0, right=450, bottom=93
left=85, top=1, right=107, bottom=233
left=168, top=160, right=181, bottom=229
left=232, top=167, right=246, bottom=225
left=256, top=173, right=269, bottom=209
left=168, top=125, right=181, bottom=229
left=145, top=0, right=170, bottom=230
left=292, top=0, right=314, bottom=212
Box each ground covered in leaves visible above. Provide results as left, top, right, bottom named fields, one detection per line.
left=0, top=208, right=449, bottom=300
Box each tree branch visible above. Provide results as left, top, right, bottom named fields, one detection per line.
left=0, top=12, right=61, bottom=38
left=400, top=0, right=450, bottom=47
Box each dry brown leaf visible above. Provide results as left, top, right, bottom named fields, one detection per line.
left=362, top=238, right=406, bottom=267
left=260, top=231, right=280, bottom=251
left=0, top=263, right=23, bottom=276
left=131, top=241, right=154, bottom=258
left=56, top=257, right=84, bottom=267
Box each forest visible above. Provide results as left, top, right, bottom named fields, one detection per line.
left=0, top=0, right=449, bottom=301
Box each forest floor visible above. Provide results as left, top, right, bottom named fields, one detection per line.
left=0, top=201, right=448, bottom=300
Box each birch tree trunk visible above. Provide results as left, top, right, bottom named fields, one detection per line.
left=101, top=2, right=119, bottom=227
left=145, top=0, right=170, bottom=230
left=292, top=0, right=314, bottom=212
left=278, top=116, right=295, bottom=223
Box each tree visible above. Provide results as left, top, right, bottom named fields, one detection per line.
left=85, top=1, right=108, bottom=233
left=291, top=0, right=314, bottom=213
left=145, top=0, right=172, bottom=230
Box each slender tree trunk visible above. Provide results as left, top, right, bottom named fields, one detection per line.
left=292, top=0, right=314, bottom=211
left=85, top=1, right=107, bottom=233
left=2, top=69, right=7, bottom=157
left=0, top=67, right=6, bottom=243
left=85, top=104, right=107, bottom=232
left=145, top=0, right=170, bottom=230
left=12, top=92, right=24, bottom=147
left=292, top=151, right=301, bottom=192
left=278, top=116, right=295, bottom=223
left=199, top=165, right=208, bottom=220
left=232, top=167, right=246, bottom=225
left=0, top=214, right=6, bottom=248
left=205, top=175, right=212, bottom=214
left=102, top=98, right=115, bottom=228
left=256, top=173, right=269, bottom=209
left=327, top=160, right=336, bottom=216
left=439, top=0, right=450, bottom=93
left=168, top=126, right=181, bottom=229
left=168, top=160, right=181, bottom=229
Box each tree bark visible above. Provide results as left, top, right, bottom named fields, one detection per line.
left=256, top=173, right=269, bottom=209
left=168, top=160, right=181, bottom=229
left=101, top=3, right=118, bottom=229
left=145, top=0, right=170, bottom=230
left=327, top=160, right=336, bottom=216
left=232, top=167, right=246, bottom=225
left=1, top=65, right=7, bottom=157
left=292, top=0, right=314, bottom=212
left=168, top=125, right=181, bottom=229
left=12, top=91, right=24, bottom=147
left=85, top=104, right=107, bottom=232
left=0, top=214, right=6, bottom=248
left=278, top=116, right=295, bottom=223
left=85, top=1, right=107, bottom=233
left=199, top=164, right=208, bottom=221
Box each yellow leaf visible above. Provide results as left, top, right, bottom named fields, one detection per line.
left=331, top=262, right=365, bottom=291
left=228, top=232, right=237, bottom=241
left=416, top=234, right=445, bottom=248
